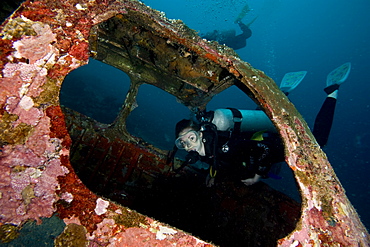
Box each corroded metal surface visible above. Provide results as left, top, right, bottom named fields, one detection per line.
left=0, top=0, right=369, bottom=246
left=63, top=107, right=171, bottom=197
left=0, top=0, right=212, bottom=246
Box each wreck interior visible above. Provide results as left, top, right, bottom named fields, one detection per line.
left=60, top=13, right=302, bottom=246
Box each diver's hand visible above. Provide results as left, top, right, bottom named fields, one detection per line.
left=241, top=174, right=261, bottom=186
left=206, top=174, right=215, bottom=187
left=185, top=150, right=200, bottom=164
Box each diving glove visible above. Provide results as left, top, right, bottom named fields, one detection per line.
left=185, top=150, right=200, bottom=164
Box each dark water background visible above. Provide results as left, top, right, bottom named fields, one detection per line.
left=61, top=0, right=370, bottom=231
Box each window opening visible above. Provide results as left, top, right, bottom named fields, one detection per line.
left=207, top=85, right=257, bottom=110
left=61, top=14, right=302, bottom=246
left=60, top=58, right=130, bottom=124
left=62, top=66, right=301, bottom=246
left=126, top=84, right=190, bottom=150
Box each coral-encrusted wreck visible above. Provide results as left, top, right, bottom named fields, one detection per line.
left=0, top=0, right=369, bottom=246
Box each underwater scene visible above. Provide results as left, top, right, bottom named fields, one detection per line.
left=2, top=0, right=370, bottom=245
left=58, top=0, right=370, bottom=244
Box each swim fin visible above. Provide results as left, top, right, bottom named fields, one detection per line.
left=235, top=4, right=251, bottom=23
left=326, top=62, right=351, bottom=87
left=245, top=16, right=258, bottom=27
left=279, top=71, right=307, bottom=94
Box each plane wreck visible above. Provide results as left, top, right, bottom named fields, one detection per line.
left=0, top=0, right=369, bottom=246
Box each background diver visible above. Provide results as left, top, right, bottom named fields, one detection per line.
left=172, top=62, right=351, bottom=187
left=201, top=4, right=256, bottom=50
left=201, top=18, right=256, bottom=50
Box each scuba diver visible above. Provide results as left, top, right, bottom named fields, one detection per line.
left=201, top=4, right=257, bottom=50
left=173, top=62, right=351, bottom=187
left=201, top=19, right=255, bottom=50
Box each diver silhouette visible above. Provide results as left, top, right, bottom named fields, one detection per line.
left=201, top=3, right=256, bottom=50
left=201, top=19, right=255, bottom=50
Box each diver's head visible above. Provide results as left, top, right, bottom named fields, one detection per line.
left=175, top=119, right=205, bottom=155
left=175, top=119, right=200, bottom=137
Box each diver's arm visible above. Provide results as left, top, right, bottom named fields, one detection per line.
left=241, top=174, right=261, bottom=186
left=241, top=141, right=271, bottom=185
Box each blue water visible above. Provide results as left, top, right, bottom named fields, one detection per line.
left=61, top=0, right=370, bottom=231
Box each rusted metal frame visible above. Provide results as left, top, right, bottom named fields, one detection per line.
left=72, top=133, right=101, bottom=178
left=92, top=35, right=206, bottom=108
left=62, top=3, right=370, bottom=245
left=114, top=78, right=141, bottom=137
left=86, top=137, right=112, bottom=186
left=230, top=59, right=370, bottom=245
left=90, top=14, right=232, bottom=110
left=100, top=141, right=127, bottom=193
left=121, top=151, right=143, bottom=184
left=64, top=113, right=86, bottom=159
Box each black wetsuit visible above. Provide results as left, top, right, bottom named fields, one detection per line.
left=197, top=126, right=284, bottom=182
left=202, top=22, right=252, bottom=50
left=225, top=22, right=252, bottom=50
left=188, top=96, right=337, bottom=183
left=313, top=97, right=336, bottom=147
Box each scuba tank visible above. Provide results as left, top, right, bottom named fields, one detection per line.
left=210, top=108, right=277, bottom=133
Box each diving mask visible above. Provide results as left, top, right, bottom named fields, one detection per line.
left=175, top=130, right=201, bottom=150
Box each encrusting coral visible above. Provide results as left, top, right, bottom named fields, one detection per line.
left=0, top=0, right=369, bottom=246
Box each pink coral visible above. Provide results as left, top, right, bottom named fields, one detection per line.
left=3, top=62, right=47, bottom=83
left=94, top=198, right=109, bottom=216
left=60, top=192, right=73, bottom=203
left=13, top=23, right=56, bottom=64
left=10, top=170, right=31, bottom=199
left=0, top=157, right=30, bottom=224
left=109, top=228, right=172, bottom=247
left=63, top=215, right=81, bottom=225
left=0, top=76, right=23, bottom=105
left=0, top=188, right=20, bottom=223
left=1, top=145, right=44, bottom=168
left=0, top=145, right=68, bottom=225
left=4, top=96, right=43, bottom=127
left=22, top=159, right=68, bottom=224
left=3, top=62, right=48, bottom=98
left=0, top=165, right=12, bottom=187
left=34, top=159, right=68, bottom=197
left=88, top=218, right=119, bottom=245
left=25, top=117, right=52, bottom=156
left=14, top=105, right=43, bottom=126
